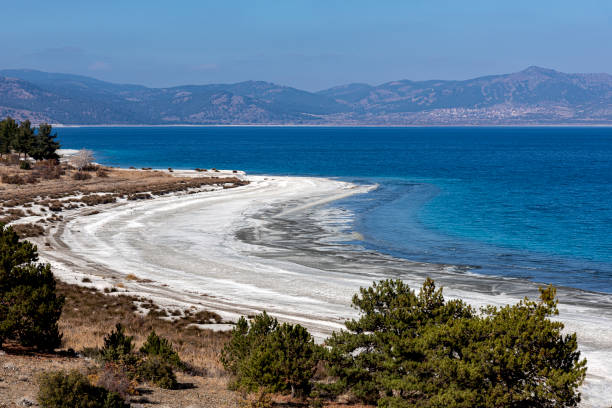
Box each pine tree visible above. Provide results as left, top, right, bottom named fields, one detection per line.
left=13, top=120, right=33, bottom=158
left=30, top=123, right=60, bottom=161
left=221, top=311, right=319, bottom=397
left=140, top=330, right=184, bottom=369
left=324, top=279, right=587, bottom=408
left=0, top=225, right=64, bottom=350
left=0, top=117, right=18, bottom=158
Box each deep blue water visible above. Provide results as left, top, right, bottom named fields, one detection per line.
left=57, top=126, right=612, bottom=293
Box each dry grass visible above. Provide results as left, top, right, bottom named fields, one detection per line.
left=0, top=279, right=364, bottom=407
left=10, top=222, right=45, bottom=238
left=0, top=163, right=249, bottom=225
left=57, top=282, right=230, bottom=377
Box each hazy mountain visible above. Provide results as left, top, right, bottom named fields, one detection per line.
left=2, top=67, right=612, bottom=125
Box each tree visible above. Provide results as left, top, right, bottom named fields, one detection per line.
left=324, top=279, right=587, bottom=408
left=140, top=330, right=184, bottom=370
left=0, top=117, right=18, bottom=158
left=70, top=149, right=95, bottom=170
left=100, top=323, right=135, bottom=364
left=12, top=120, right=33, bottom=158
left=30, top=123, right=60, bottom=161
left=221, top=311, right=278, bottom=377
left=221, top=312, right=320, bottom=397
left=0, top=225, right=64, bottom=350
left=418, top=286, right=587, bottom=408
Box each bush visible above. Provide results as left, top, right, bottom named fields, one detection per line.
left=137, top=356, right=178, bottom=389
left=1, top=173, right=26, bottom=184
left=324, top=279, right=587, bottom=408
left=98, top=325, right=178, bottom=390
left=80, top=195, right=117, bottom=206
left=221, top=312, right=319, bottom=397
left=82, top=164, right=99, bottom=172
left=100, top=324, right=135, bottom=364
left=73, top=171, right=92, bottom=181
left=35, top=162, right=64, bottom=180
left=127, top=193, right=152, bottom=201
left=140, top=330, right=184, bottom=369
left=20, top=160, right=31, bottom=170
left=38, top=370, right=129, bottom=408
left=0, top=225, right=64, bottom=350
left=96, top=364, right=137, bottom=399
left=221, top=312, right=278, bottom=378
left=11, top=222, right=45, bottom=238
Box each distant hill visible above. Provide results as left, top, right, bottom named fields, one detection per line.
left=2, top=67, right=612, bottom=125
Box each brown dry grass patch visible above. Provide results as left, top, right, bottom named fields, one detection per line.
left=0, top=164, right=249, bottom=225
left=10, top=222, right=45, bottom=238
left=57, top=281, right=230, bottom=378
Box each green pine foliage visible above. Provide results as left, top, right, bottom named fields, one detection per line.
left=221, top=311, right=320, bottom=397
left=30, top=123, right=60, bottom=161
left=38, top=370, right=129, bottom=408
left=324, top=278, right=587, bottom=408
left=140, top=330, right=184, bottom=370
left=0, top=117, right=17, bottom=156
left=99, top=324, right=179, bottom=390
left=221, top=312, right=278, bottom=377
left=0, top=116, right=60, bottom=160
left=100, top=323, right=138, bottom=367
left=137, top=356, right=178, bottom=389
left=0, top=225, right=64, bottom=351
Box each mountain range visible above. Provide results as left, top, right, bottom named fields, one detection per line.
left=1, top=66, right=612, bottom=125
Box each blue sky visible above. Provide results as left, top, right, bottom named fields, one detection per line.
left=1, top=0, right=611, bottom=90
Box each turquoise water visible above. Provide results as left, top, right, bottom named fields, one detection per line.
left=57, top=126, right=612, bottom=293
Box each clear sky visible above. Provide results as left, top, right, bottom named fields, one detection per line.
left=1, top=0, right=611, bottom=90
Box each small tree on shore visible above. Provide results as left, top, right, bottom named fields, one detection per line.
left=70, top=149, right=95, bottom=170
left=13, top=120, right=33, bottom=159
left=0, top=118, right=60, bottom=160
left=0, top=117, right=17, bottom=158
left=221, top=312, right=319, bottom=397
left=0, top=225, right=64, bottom=350
left=30, top=123, right=60, bottom=161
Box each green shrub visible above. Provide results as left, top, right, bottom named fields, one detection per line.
left=221, top=311, right=319, bottom=397
left=100, top=324, right=136, bottom=367
left=0, top=225, right=64, bottom=350
left=324, top=278, right=587, bottom=408
left=137, top=356, right=178, bottom=389
left=221, top=312, right=277, bottom=377
left=140, top=330, right=184, bottom=370
left=20, top=160, right=31, bottom=170
left=37, top=370, right=129, bottom=408
left=99, top=325, right=178, bottom=390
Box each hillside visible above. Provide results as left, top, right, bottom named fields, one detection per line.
left=2, top=67, right=612, bottom=125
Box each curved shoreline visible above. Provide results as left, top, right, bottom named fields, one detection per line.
left=32, top=174, right=612, bottom=407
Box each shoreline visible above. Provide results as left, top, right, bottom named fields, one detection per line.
left=52, top=123, right=612, bottom=128
left=8, top=170, right=611, bottom=407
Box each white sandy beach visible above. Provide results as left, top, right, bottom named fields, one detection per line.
left=32, top=174, right=612, bottom=408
